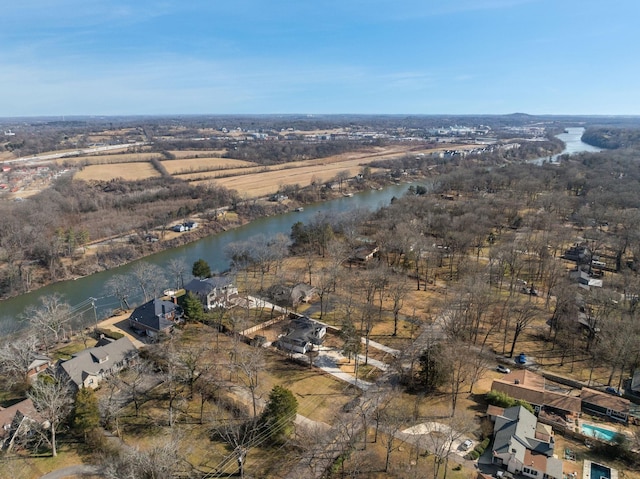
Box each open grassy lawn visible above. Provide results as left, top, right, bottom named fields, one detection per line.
left=330, top=429, right=476, bottom=479
left=52, top=337, right=98, bottom=361
left=0, top=444, right=94, bottom=479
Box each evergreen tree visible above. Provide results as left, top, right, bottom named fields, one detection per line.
left=418, top=342, right=449, bottom=393
left=182, top=291, right=205, bottom=322
left=73, top=387, right=100, bottom=440
left=192, top=259, right=212, bottom=279
left=260, top=385, right=298, bottom=443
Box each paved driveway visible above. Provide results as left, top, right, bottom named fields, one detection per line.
left=40, top=464, right=101, bottom=479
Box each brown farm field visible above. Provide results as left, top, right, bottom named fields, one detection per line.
left=161, top=157, right=256, bottom=174
left=196, top=144, right=475, bottom=197
left=56, top=151, right=160, bottom=165
left=74, top=161, right=162, bottom=181
left=64, top=143, right=476, bottom=196
left=168, top=149, right=227, bottom=158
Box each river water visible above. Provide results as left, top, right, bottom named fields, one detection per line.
left=0, top=128, right=603, bottom=331
left=0, top=184, right=410, bottom=331
left=530, top=127, right=602, bottom=165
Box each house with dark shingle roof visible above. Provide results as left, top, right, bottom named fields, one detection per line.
left=184, top=276, right=237, bottom=309
left=128, top=298, right=183, bottom=337
left=580, top=387, right=630, bottom=423
left=491, top=406, right=562, bottom=479
left=57, top=336, right=137, bottom=390
left=277, top=317, right=327, bottom=355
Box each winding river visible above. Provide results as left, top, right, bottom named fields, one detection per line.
left=530, top=126, right=602, bottom=165
left=0, top=127, right=603, bottom=332
left=0, top=184, right=410, bottom=332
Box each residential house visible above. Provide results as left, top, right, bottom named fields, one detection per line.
left=562, top=244, right=591, bottom=264
left=27, top=353, right=52, bottom=380
left=278, top=317, right=327, bottom=355
left=267, top=283, right=315, bottom=307
left=569, top=269, right=603, bottom=289
left=491, top=406, right=563, bottom=479
left=184, top=276, right=238, bottom=309
left=57, top=336, right=137, bottom=390
left=0, top=398, right=46, bottom=451
left=351, top=244, right=380, bottom=262
left=171, top=221, right=198, bottom=233
left=580, top=388, right=630, bottom=423
left=491, top=370, right=582, bottom=421
left=128, top=298, right=183, bottom=337
left=631, top=370, right=640, bottom=396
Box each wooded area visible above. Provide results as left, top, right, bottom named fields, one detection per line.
left=3, top=116, right=640, bottom=478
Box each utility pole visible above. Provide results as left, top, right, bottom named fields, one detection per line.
left=90, top=297, right=99, bottom=332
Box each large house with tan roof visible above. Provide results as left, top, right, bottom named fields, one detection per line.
left=491, top=370, right=581, bottom=420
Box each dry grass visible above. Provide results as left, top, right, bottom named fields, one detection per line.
left=73, top=162, right=161, bottom=181
left=60, top=143, right=477, bottom=196
left=161, top=157, right=256, bottom=174
left=168, top=149, right=227, bottom=158
left=56, top=152, right=160, bottom=166
left=198, top=163, right=382, bottom=197
left=0, top=445, right=90, bottom=479
left=332, top=427, right=476, bottom=479
left=189, top=143, right=475, bottom=197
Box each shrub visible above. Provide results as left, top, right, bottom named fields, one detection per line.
left=95, top=328, right=124, bottom=340
left=473, top=437, right=492, bottom=457
left=468, top=450, right=480, bottom=460
left=485, top=390, right=534, bottom=414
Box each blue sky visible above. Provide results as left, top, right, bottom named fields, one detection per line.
left=1, top=0, right=638, bottom=116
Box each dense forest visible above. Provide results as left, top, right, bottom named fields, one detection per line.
left=582, top=127, right=640, bottom=149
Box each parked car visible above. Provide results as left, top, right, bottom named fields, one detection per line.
left=605, top=386, right=622, bottom=396
left=460, top=439, right=473, bottom=451
left=496, top=471, right=514, bottom=479
left=516, top=353, right=527, bottom=365
left=497, top=364, right=511, bottom=374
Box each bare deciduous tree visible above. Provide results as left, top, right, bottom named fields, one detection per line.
left=22, top=294, right=71, bottom=352
left=105, top=274, right=132, bottom=311
left=131, top=262, right=166, bottom=302
left=0, top=334, right=39, bottom=388
left=28, top=376, right=74, bottom=457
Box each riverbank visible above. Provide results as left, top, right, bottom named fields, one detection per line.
left=0, top=175, right=405, bottom=326
left=0, top=137, right=567, bottom=325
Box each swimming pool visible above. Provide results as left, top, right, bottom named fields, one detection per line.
left=581, top=423, right=618, bottom=442
left=591, top=461, right=611, bottom=479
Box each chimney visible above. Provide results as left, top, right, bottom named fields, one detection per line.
left=162, top=304, right=166, bottom=315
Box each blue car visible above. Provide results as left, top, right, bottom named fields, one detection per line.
left=605, top=386, right=622, bottom=396
left=516, top=353, right=527, bottom=365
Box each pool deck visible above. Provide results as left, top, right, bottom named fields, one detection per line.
left=583, top=460, right=618, bottom=479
